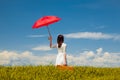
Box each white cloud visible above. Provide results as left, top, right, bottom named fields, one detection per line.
left=86, top=51, right=95, bottom=58
left=114, top=35, right=120, bottom=40
left=64, top=32, right=120, bottom=40
left=0, top=50, right=56, bottom=66
left=96, top=48, right=103, bottom=55
left=28, top=35, right=46, bottom=38
left=32, top=45, right=52, bottom=51
left=67, top=48, right=120, bottom=67
left=0, top=48, right=120, bottom=67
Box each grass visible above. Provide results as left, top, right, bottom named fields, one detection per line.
left=0, top=65, right=120, bottom=80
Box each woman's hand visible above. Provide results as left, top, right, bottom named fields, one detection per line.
left=48, top=36, right=52, bottom=41
left=48, top=36, right=52, bottom=48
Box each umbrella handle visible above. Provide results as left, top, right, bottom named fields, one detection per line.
left=46, top=26, right=52, bottom=37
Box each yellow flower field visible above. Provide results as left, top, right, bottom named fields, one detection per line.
left=0, top=65, right=120, bottom=80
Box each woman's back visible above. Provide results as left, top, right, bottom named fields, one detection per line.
left=57, top=43, right=66, bottom=54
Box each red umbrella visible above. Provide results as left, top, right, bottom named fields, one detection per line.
left=32, top=16, right=61, bottom=36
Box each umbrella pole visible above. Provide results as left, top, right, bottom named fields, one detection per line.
left=46, top=26, right=51, bottom=37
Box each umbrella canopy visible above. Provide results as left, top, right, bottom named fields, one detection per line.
left=32, top=16, right=61, bottom=29
left=32, top=16, right=61, bottom=36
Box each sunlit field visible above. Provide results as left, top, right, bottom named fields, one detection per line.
left=0, top=65, right=120, bottom=80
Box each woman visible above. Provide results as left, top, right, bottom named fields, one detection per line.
left=49, top=34, right=67, bottom=66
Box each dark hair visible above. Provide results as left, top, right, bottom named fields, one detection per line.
left=57, top=34, right=64, bottom=48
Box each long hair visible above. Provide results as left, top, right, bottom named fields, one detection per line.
left=57, top=34, right=64, bottom=48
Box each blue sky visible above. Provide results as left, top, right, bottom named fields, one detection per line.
left=0, top=0, right=120, bottom=67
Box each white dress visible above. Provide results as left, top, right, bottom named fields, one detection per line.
left=55, top=43, right=67, bottom=66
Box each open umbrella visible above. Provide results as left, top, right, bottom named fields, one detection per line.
left=32, top=16, right=61, bottom=36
